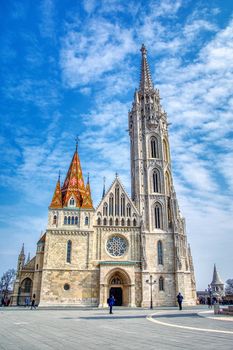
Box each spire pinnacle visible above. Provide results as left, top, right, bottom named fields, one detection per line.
left=139, top=44, right=154, bottom=92
left=102, top=176, right=106, bottom=199
left=20, top=243, right=25, bottom=255
left=50, top=175, right=63, bottom=209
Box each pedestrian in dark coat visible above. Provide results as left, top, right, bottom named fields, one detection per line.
left=31, top=294, right=36, bottom=310
left=107, top=295, right=115, bottom=314
left=177, top=292, right=183, bottom=310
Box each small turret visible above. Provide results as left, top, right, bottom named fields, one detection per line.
left=210, top=264, right=225, bottom=297
left=16, top=243, right=25, bottom=276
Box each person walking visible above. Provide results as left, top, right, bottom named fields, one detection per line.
left=177, top=292, right=183, bottom=310
left=107, top=295, right=115, bottom=314
left=31, top=294, right=36, bottom=310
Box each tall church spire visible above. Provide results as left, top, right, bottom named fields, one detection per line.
left=139, top=44, right=154, bottom=92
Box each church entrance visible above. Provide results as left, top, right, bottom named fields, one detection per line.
left=109, top=287, right=122, bottom=306
left=107, top=271, right=131, bottom=306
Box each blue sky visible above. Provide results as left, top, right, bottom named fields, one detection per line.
left=0, top=0, right=233, bottom=290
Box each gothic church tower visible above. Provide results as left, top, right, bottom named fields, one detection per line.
left=129, top=45, right=196, bottom=305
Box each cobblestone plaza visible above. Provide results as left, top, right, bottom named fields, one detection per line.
left=1, top=306, right=232, bottom=350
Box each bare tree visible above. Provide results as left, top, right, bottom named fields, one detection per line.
left=0, top=269, right=16, bottom=296
left=225, top=279, right=233, bottom=295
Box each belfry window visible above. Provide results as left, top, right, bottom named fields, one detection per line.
left=158, top=240, right=163, bottom=265
left=71, top=216, right=75, bottom=225
left=75, top=216, right=78, bottom=225
left=68, top=216, right=71, bottom=225
left=64, top=216, right=67, bottom=225
left=155, top=203, right=162, bottom=229
left=159, top=276, right=164, bottom=291
left=66, top=240, right=72, bottom=263
left=151, top=137, right=159, bottom=158
left=153, top=169, right=161, bottom=193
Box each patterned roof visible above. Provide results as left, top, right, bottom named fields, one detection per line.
left=49, top=148, right=93, bottom=209
left=50, top=177, right=62, bottom=208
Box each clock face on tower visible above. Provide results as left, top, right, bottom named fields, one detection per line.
left=106, top=236, right=128, bottom=257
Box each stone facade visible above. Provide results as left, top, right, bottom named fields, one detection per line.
left=13, top=45, right=196, bottom=307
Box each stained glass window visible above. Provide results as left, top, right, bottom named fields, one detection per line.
left=106, top=236, right=127, bottom=257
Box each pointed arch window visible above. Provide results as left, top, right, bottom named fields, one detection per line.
left=165, top=171, right=171, bottom=196
left=53, top=215, right=57, bottom=225
left=103, top=202, right=108, bottom=216
left=68, top=216, right=71, bottom=225
left=115, top=218, right=119, bottom=226
left=109, top=194, right=114, bottom=216
left=64, top=216, right=67, bottom=225
left=152, top=169, right=161, bottom=193
left=103, top=218, right=107, bottom=226
left=133, top=218, right=137, bottom=227
left=121, top=194, right=125, bottom=216
left=109, top=218, right=113, bottom=226
left=155, top=203, right=162, bottom=229
left=121, top=218, right=125, bottom=226
left=67, top=240, right=72, bottom=263
left=127, top=219, right=131, bottom=227
left=115, top=186, right=119, bottom=216
left=71, top=216, right=75, bottom=225
left=85, top=216, right=88, bottom=225
left=97, top=217, right=101, bottom=225
left=159, top=276, right=164, bottom=291
left=126, top=204, right=131, bottom=217
left=163, top=139, right=169, bottom=162
left=75, top=216, right=78, bottom=225
left=151, top=137, right=159, bottom=158
left=158, top=240, right=163, bottom=265
left=23, top=278, right=32, bottom=293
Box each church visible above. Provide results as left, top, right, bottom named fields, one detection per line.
left=12, top=45, right=196, bottom=307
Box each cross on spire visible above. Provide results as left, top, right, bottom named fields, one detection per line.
left=75, top=136, right=80, bottom=151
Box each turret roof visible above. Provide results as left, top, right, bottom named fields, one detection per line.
left=50, top=175, right=62, bottom=208
left=211, top=264, right=224, bottom=285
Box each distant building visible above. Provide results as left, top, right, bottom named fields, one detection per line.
left=211, top=264, right=225, bottom=298
left=12, top=45, right=196, bottom=307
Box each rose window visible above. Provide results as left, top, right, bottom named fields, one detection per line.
left=106, top=236, right=128, bottom=257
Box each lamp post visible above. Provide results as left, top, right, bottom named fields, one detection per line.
left=146, top=275, right=156, bottom=309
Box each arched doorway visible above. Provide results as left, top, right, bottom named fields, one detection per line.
left=109, top=275, right=123, bottom=306
left=107, top=270, right=131, bottom=306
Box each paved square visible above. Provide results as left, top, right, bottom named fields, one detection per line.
left=0, top=307, right=232, bottom=350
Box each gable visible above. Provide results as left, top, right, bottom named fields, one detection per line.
left=95, top=176, right=141, bottom=227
